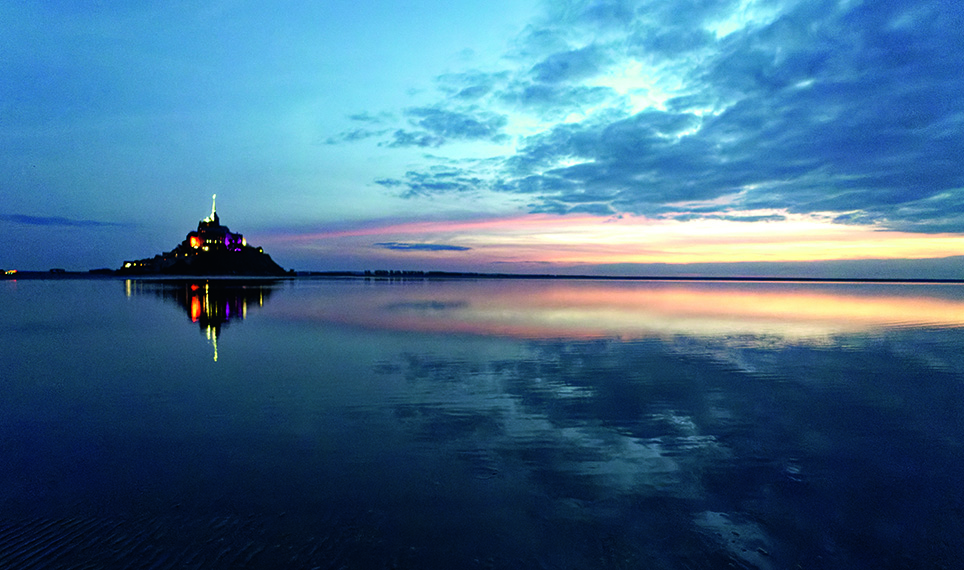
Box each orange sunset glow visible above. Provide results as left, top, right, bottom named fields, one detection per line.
left=269, top=213, right=964, bottom=267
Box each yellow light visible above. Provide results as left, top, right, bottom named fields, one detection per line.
left=305, top=213, right=964, bottom=266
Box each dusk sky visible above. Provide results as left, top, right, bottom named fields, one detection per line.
left=4, top=0, right=964, bottom=277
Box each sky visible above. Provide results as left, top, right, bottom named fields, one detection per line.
left=3, top=0, right=964, bottom=277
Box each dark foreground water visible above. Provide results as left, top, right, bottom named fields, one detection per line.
left=2, top=277, right=964, bottom=569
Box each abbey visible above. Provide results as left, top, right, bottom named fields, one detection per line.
left=119, top=196, right=287, bottom=276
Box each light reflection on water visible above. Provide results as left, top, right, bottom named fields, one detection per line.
left=1, top=277, right=963, bottom=569
left=272, top=278, right=964, bottom=339
left=126, top=279, right=279, bottom=361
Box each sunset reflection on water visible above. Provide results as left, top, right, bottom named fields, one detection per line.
left=2, top=277, right=963, bottom=568
left=278, top=279, right=964, bottom=340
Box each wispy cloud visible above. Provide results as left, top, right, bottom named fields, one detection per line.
left=1, top=214, right=124, bottom=228
left=374, top=242, right=472, bottom=252
left=376, top=168, right=487, bottom=197
left=383, top=106, right=509, bottom=148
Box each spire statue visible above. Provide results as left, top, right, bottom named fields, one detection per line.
left=203, top=194, right=220, bottom=225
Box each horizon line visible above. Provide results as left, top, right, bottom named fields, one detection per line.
left=4, top=269, right=964, bottom=285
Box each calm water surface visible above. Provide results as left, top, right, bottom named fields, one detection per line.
left=2, top=277, right=963, bottom=569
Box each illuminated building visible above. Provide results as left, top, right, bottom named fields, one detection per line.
left=120, top=195, right=286, bottom=275
left=185, top=194, right=247, bottom=253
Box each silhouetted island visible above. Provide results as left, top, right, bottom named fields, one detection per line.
left=118, top=196, right=287, bottom=276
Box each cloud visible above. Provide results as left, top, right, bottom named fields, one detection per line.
left=321, top=111, right=398, bottom=144
left=376, top=168, right=487, bottom=198
left=385, top=106, right=509, bottom=148
left=670, top=213, right=787, bottom=223
left=345, top=0, right=964, bottom=233
left=322, top=127, right=390, bottom=145
left=435, top=70, right=510, bottom=100
left=0, top=214, right=123, bottom=228
left=347, top=111, right=393, bottom=123
left=374, top=242, right=472, bottom=252
left=498, top=83, right=615, bottom=117
left=530, top=44, right=608, bottom=83
left=383, top=129, right=447, bottom=148
left=533, top=201, right=616, bottom=216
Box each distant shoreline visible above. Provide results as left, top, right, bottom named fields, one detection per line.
left=3, top=269, right=964, bottom=284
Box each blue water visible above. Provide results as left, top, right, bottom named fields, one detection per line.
left=2, top=277, right=963, bottom=568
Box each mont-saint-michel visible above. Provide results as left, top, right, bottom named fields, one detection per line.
left=117, top=196, right=287, bottom=276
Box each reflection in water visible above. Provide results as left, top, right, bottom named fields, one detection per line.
left=282, top=279, right=964, bottom=339
left=339, top=281, right=964, bottom=568
left=125, top=279, right=279, bottom=361
left=1, top=278, right=963, bottom=568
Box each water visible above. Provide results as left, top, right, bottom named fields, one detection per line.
left=2, top=277, right=963, bottom=569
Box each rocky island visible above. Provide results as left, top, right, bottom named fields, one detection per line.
left=118, top=196, right=287, bottom=276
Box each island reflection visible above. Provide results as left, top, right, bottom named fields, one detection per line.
left=125, top=279, right=281, bottom=360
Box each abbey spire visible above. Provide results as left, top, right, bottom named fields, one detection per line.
left=204, top=194, right=219, bottom=225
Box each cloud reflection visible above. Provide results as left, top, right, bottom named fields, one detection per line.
left=360, top=281, right=964, bottom=565
left=279, top=280, right=964, bottom=340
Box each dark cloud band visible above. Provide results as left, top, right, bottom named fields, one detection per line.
left=1, top=214, right=122, bottom=228
left=374, top=242, right=472, bottom=252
